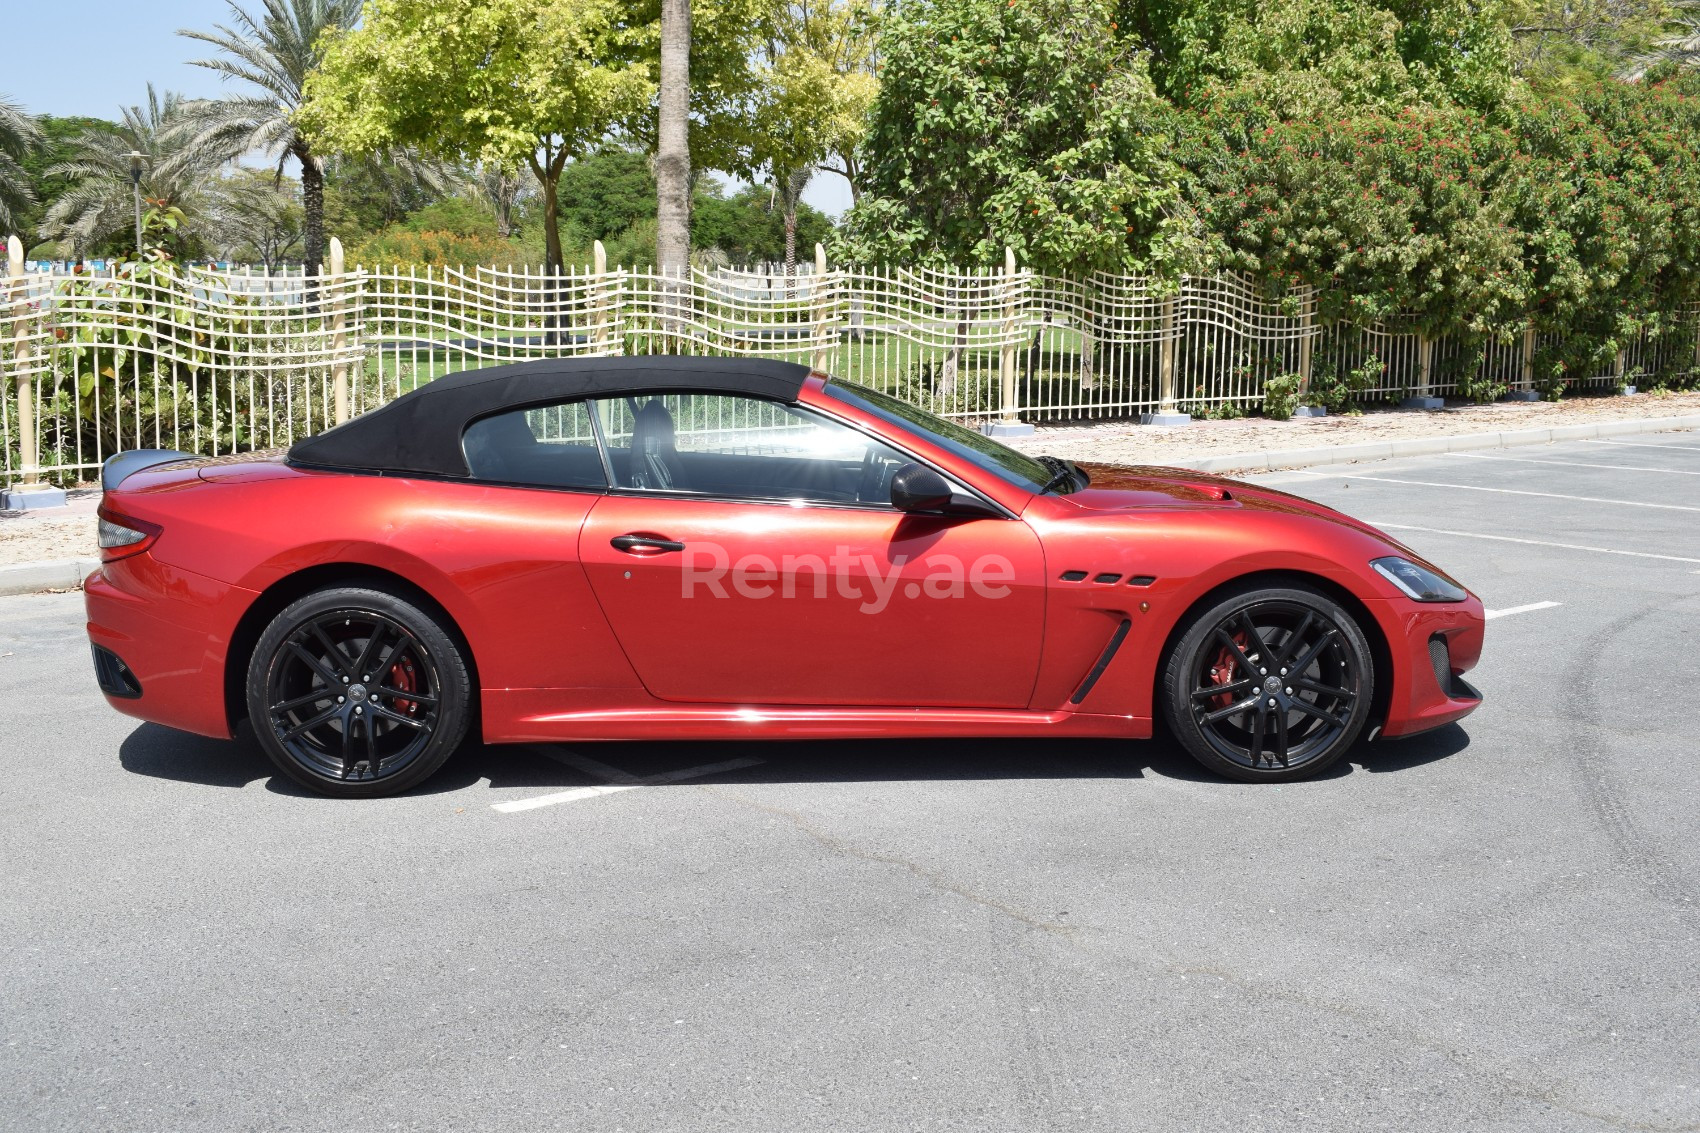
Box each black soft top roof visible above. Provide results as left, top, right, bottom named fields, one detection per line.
left=288, top=355, right=812, bottom=478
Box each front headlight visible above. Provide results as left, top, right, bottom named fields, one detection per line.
left=1371, top=556, right=1467, bottom=602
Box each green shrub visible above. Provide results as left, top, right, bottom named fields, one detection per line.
left=1262, top=373, right=1303, bottom=419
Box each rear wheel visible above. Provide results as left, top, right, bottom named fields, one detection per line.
left=1163, top=583, right=1374, bottom=782
left=246, top=586, right=471, bottom=797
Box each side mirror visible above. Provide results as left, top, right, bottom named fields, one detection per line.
left=890, top=462, right=955, bottom=513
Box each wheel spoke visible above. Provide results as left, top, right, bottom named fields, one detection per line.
left=378, top=686, right=438, bottom=706
left=368, top=702, right=427, bottom=730
left=1200, top=694, right=1260, bottom=725
left=1247, top=705, right=1265, bottom=764
left=1286, top=628, right=1338, bottom=677
left=1295, top=676, right=1353, bottom=702
left=1279, top=612, right=1315, bottom=667
left=310, top=624, right=355, bottom=677
left=1290, top=698, right=1347, bottom=729
left=1212, top=628, right=1261, bottom=676
left=286, top=641, right=343, bottom=689
left=1272, top=708, right=1290, bottom=767
left=340, top=708, right=355, bottom=765
left=351, top=622, right=392, bottom=682
left=281, top=703, right=342, bottom=741
left=1237, top=612, right=1273, bottom=667
left=270, top=688, right=332, bottom=714
left=1191, top=678, right=1252, bottom=700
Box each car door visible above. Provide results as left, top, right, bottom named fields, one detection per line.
left=576, top=392, right=1046, bottom=708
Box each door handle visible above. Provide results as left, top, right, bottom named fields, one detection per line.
left=611, top=532, right=686, bottom=554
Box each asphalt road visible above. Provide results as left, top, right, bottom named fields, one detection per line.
left=2, top=434, right=1697, bottom=1132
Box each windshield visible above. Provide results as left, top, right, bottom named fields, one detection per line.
left=823, top=378, right=1058, bottom=493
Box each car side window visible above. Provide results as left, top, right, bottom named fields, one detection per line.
left=591, top=392, right=910, bottom=507
left=462, top=399, right=607, bottom=490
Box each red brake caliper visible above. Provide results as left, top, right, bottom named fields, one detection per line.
left=1209, top=633, right=1250, bottom=710
left=387, top=656, right=419, bottom=716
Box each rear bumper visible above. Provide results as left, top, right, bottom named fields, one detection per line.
left=84, top=556, right=255, bottom=739
left=1372, top=598, right=1485, bottom=739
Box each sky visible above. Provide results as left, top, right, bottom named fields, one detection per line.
left=3, top=1, right=853, bottom=217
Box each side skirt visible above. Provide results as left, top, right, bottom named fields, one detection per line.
left=482, top=690, right=1151, bottom=743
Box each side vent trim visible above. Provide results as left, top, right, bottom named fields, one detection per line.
left=1070, top=618, right=1132, bottom=705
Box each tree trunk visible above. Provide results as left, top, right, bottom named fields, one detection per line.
left=537, top=161, right=564, bottom=274
left=783, top=205, right=797, bottom=281
left=300, top=151, right=324, bottom=277
left=656, top=0, right=693, bottom=274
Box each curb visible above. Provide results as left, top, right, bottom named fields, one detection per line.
left=0, top=558, right=100, bottom=598
left=1166, top=413, right=1700, bottom=475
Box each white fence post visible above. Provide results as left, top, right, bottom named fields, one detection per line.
left=1143, top=281, right=1190, bottom=425
left=811, top=243, right=833, bottom=373
left=983, top=247, right=1035, bottom=437
left=329, top=237, right=350, bottom=424
left=1000, top=246, right=1019, bottom=423
left=7, top=235, right=41, bottom=492
left=1401, top=333, right=1442, bottom=409
left=592, top=240, right=612, bottom=355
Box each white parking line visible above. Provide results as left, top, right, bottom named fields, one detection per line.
left=1583, top=438, right=1700, bottom=453
left=1370, top=522, right=1700, bottom=564
left=1484, top=601, right=1561, bottom=620
left=1293, top=470, right=1700, bottom=512
left=492, top=749, right=766, bottom=813
left=1449, top=452, right=1700, bottom=476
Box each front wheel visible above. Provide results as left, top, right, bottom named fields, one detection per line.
left=246, top=586, right=472, bottom=797
left=1163, top=584, right=1374, bottom=782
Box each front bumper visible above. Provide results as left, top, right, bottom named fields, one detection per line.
left=1372, top=598, right=1485, bottom=738
left=84, top=555, right=255, bottom=739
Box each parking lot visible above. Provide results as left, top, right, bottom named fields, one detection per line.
left=2, top=433, right=1697, bottom=1132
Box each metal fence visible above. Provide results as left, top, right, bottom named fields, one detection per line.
left=4, top=236, right=1692, bottom=485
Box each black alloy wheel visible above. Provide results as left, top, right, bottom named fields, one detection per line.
left=1164, top=584, right=1374, bottom=782
left=247, top=586, right=471, bottom=797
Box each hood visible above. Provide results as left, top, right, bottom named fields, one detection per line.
left=1066, top=461, right=1425, bottom=557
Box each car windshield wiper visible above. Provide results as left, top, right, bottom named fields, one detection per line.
left=1036, top=454, right=1080, bottom=494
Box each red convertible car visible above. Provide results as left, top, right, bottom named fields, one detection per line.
left=85, top=357, right=1483, bottom=797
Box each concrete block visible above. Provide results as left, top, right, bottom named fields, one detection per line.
left=2, top=487, right=68, bottom=511
left=981, top=420, right=1035, bottom=438
left=1140, top=411, right=1193, bottom=427
left=1400, top=396, right=1445, bottom=410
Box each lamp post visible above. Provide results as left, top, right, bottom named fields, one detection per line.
left=126, top=152, right=146, bottom=260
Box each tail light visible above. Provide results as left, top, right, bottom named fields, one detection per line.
left=98, top=510, right=161, bottom=562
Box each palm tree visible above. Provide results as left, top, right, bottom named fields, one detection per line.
left=0, top=96, right=42, bottom=234
left=175, top=0, right=364, bottom=275
left=656, top=0, right=693, bottom=274
left=40, top=87, right=216, bottom=258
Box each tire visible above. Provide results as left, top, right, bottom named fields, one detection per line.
left=1162, top=582, right=1374, bottom=782
left=246, top=586, right=472, bottom=798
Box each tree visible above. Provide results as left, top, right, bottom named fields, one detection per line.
left=838, top=0, right=1195, bottom=275
left=16, top=115, right=118, bottom=244
left=174, top=0, right=365, bottom=276
left=40, top=87, right=220, bottom=260
left=693, top=182, right=834, bottom=261
left=203, top=168, right=304, bottom=268
left=738, top=1, right=879, bottom=272
left=321, top=151, right=456, bottom=244
left=1506, top=0, right=1675, bottom=86
left=476, top=162, right=537, bottom=238
left=302, top=0, right=652, bottom=274
left=556, top=148, right=658, bottom=240
left=657, top=0, right=693, bottom=273
left=0, top=96, right=41, bottom=234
